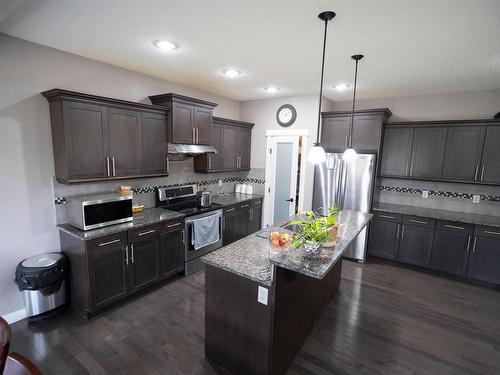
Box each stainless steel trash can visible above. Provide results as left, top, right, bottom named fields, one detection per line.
left=15, top=253, right=68, bottom=321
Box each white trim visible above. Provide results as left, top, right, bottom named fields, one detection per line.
left=266, top=129, right=309, bottom=137
left=2, top=308, right=27, bottom=324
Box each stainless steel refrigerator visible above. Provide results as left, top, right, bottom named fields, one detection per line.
left=312, top=153, right=376, bottom=262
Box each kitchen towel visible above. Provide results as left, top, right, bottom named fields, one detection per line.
left=191, top=214, right=220, bottom=250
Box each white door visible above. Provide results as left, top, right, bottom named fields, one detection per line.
left=264, top=133, right=307, bottom=227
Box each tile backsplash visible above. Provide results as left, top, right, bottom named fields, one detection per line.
left=376, top=178, right=500, bottom=216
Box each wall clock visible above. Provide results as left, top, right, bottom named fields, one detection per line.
left=276, top=104, right=297, bottom=127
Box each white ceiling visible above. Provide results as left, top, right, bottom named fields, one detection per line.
left=1, top=0, right=500, bottom=102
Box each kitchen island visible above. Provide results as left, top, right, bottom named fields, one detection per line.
left=201, top=210, right=372, bottom=375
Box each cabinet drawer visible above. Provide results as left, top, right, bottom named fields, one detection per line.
left=403, top=215, right=435, bottom=228
left=128, top=223, right=163, bottom=242
left=164, top=219, right=185, bottom=233
left=224, top=205, right=238, bottom=214
left=373, top=211, right=402, bottom=223
left=88, top=232, right=128, bottom=250
left=474, top=225, right=500, bottom=238
left=436, top=220, right=473, bottom=232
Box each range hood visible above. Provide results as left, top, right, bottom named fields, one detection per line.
left=168, top=143, right=217, bottom=155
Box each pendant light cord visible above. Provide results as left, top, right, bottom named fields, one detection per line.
left=349, top=59, right=360, bottom=148
left=315, top=18, right=329, bottom=145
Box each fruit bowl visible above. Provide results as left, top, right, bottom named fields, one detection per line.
left=268, top=228, right=293, bottom=251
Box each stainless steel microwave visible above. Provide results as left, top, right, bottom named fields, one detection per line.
left=67, top=193, right=133, bottom=231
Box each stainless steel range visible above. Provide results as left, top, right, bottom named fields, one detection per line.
left=157, top=184, right=223, bottom=275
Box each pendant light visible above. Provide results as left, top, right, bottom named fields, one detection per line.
left=307, top=11, right=336, bottom=163
left=343, top=54, right=364, bottom=161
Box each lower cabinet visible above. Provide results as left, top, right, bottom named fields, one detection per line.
left=397, top=216, right=435, bottom=267
left=160, top=220, right=185, bottom=279
left=467, top=226, right=500, bottom=284
left=367, top=212, right=402, bottom=260
left=223, top=199, right=263, bottom=246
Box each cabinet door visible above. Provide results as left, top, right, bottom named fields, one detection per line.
left=171, top=102, right=194, bottom=144
left=194, top=106, right=212, bottom=145
left=63, top=101, right=108, bottom=180
left=128, top=227, right=161, bottom=294
left=397, top=217, right=435, bottom=267
left=321, top=116, right=350, bottom=151
left=141, top=112, right=167, bottom=175
left=249, top=200, right=262, bottom=234
left=479, top=126, right=500, bottom=184
left=367, top=214, right=401, bottom=260
left=160, top=221, right=185, bottom=279
left=467, top=227, right=500, bottom=284
left=236, top=127, right=251, bottom=170
left=442, top=126, right=485, bottom=182
left=409, top=127, right=448, bottom=178
left=235, top=203, right=252, bottom=239
left=223, top=207, right=237, bottom=246
left=430, top=221, right=473, bottom=276
left=87, top=234, right=128, bottom=312
left=352, top=115, right=383, bottom=151
left=380, top=127, right=414, bottom=177
left=222, top=126, right=237, bottom=169
left=108, top=108, right=142, bottom=177
left=209, top=122, right=223, bottom=171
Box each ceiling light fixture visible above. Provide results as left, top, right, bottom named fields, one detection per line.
left=334, top=83, right=350, bottom=91
left=154, top=40, right=177, bottom=51
left=343, top=54, right=364, bottom=162
left=307, top=11, right=335, bottom=164
left=223, top=69, right=241, bottom=78
left=265, top=86, right=279, bottom=93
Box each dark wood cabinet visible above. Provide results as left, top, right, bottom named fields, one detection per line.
left=430, top=221, right=473, bottom=276
left=321, top=108, right=392, bottom=152
left=249, top=200, right=263, bottom=234
left=194, top=117, right=254, bottom=173
left=223, top=206, right=237, bottom=246
left=479, top=126, right=500, bottom=184
left=160, top=221, right=185, bottom=279
left=223, top=199, right=263, bottom=246
left=149, top=93, right=217, bottom=145
left=87, top=233, right=129, bottom=313
left=442, top=125, right=485, bottom=182
left=409, top=127, right=448, bottom=179
left=397, top=216, right=435, bottom=267
left=467, top=226, right=500, bottom=284
left=367, top=212, right=402, bottom=260
left=380, top=127, right=414, bottom=177
left=43, top=89, right=169, bottom=183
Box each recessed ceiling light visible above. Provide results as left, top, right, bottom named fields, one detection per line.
left=265, top=86, right=279, bottom=93
left=154, top=40, right=177, bottom=51
left=223, top=69, right=241, bottom=78
left=333, top=83, right=350, bottom=91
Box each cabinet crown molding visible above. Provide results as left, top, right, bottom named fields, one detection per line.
left=212, top=116, right=255, bottom=129
left=322, top=107, right=392, bottom=119
left=149, top=93, right=218, bottom=108
left=385, top=118, right=500, bottom=127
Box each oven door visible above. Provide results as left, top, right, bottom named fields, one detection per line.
left=185, top=209, right=223, bottom=261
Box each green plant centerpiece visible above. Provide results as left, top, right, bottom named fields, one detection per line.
left=289, top=205, right=339, bottom=255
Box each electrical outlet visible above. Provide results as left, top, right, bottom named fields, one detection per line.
left=218, top=179, right=223, bottom=187
left=422, top=190, right=429, bottom=199
left=257, top=286, right=268, bottom=305
left=472, top=194, right=481, bottom=204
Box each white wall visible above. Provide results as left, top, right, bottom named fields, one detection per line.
left=0, top=34, right=240, bottom=318
left=332, top=89, right=500, bottom=121
left=240, top=95, right=334, bottom=211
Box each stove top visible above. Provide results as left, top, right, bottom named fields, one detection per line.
left=170, top=202, right=222, bottom=216
left=156, top=184, right=222, bottom=217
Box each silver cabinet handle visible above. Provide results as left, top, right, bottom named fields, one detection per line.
left=250, top=208, right=253, bottom=221
left=444, top=224, right=464, bottom=230
left=181, top=230, right=185, bottom=245
left=208, top=155, right=212, bottom=170
left=196, top=128, right=199, bottom=143
left=167, top=222, right=182, bottom=228
left=474, top=165, right=479, bottom=181
left=166, top=156, right=170, bottom=174
left=409, top=219, right=428, bottom=225
left=125, top=245, right=129, bottom=265
left=396, top=224, right=400, bottom=239
left=401, top=225, right=405, bottom=239
left=226, top=208, right=236, bottom=212
left=192, top=128, right=196, bottom=143
left=98, top=239, right=120, bottom=247
left=484, top=230, right=500, bottom=236
left=344, top=135, right=348, bottom=149
left=130, top=244, right=134, bottom=263
left=472, top=236, right=477, bottom=253
left=378, top=214, right=396, bottom=220
left=138, top=229, right=156, bottom=236
left=241, top=204, right=249, bottom=208
left=480, top=165, right=485, bottom=181
left=112, top=157, right=116, bottom=176
left=106, top=157, right=110, bottom=177
left=466, top=235, right=471, bottom=252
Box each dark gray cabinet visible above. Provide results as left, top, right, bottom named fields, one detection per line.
left=430, top=221, right=473, bottom=276
left=380, top=127, right=414, bottom=177
left=141, top=112, right=168, bottom=175
left=321, top=116, right=350, bottom=151
left=223, top=199, right=263, bottom=246
left=249, top=200, right=263, bottom=234
left=396, top=216, right=435, bottom=267
left=236, top=127, right=252, bottom=169
left=467, top=226, right=500, bottom=284
left=409, top=127, right=448, bottom=179
left=128, top=225, right=161, bottom=294
left=442, top=126, right=485, bottom=182
left=222, top=125, right=237, bottom=169
left=159, top=221, right=185, bottom=279
left=479, top=126, right=500, bottom=184
left=149, top=93, right=217, bottom=145
left=367, top=212, right=402, bottom=260
left=223, top=206, right=237, bottom=246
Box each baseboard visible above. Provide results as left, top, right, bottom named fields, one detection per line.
left=2, top=308, right=27, bottom=324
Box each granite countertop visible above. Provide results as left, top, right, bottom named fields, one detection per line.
left=201, top=210, right=372, bottom=286
left=58, top=208, right=185, bottom=240
left=373, top=202, right=500, bottom=228
left=211, top=192, right=263, bottom=207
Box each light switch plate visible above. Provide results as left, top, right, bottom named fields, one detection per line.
left=472, top=194, right=481, bottom=204
left=257, top=286, right=268, bottom=305
left=422, top=190, right=429, bottom=199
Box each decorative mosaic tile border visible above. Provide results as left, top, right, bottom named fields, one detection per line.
left=379, top=185, right=500, bottom=202
left=54, top=177, right=265, bottom=205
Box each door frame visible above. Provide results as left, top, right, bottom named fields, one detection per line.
left=263, top=129, right=309, bottom=227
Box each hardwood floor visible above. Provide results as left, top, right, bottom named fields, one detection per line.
left=10, top=260, right=500, bottom=375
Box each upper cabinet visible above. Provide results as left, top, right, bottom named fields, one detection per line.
left=321, top=108, right=392, bottom=153
left=43, top=89, right=169, bottom=183
left=148, top=93, right=218, bottom=145
left=379, top=119, right=500, bottom=185
left=194, top=117, right=254, bottom=173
